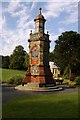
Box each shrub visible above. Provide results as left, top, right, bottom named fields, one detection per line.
left=63, top=79, right=76, bottom=87
left=68, top=80, right=76, bottom=87
left=63, top=79, right=69, bottom=84
left=7, top=75, right=24, bottom=85
left=75, top=76, right=80, bottom=85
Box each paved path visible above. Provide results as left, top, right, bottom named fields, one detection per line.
left=2, top=85, right=79, bottom=103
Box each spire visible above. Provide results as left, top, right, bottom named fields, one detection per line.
left=39, top=8, right=42, bottom=14
left=34, top=8, right=46, bottom=21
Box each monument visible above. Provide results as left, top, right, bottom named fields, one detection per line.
left=22, top=8, right=55, bottom=87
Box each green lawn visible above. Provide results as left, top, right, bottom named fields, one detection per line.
left=2, top=93, right=78, bottom=118
left=0, top=68, right=25, bottom=82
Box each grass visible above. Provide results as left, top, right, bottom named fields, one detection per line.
left=1, top=68, right=79, bottom=118
left=2, top=93, right=79, bottom=118
left=0, top=68, right=26, bottom=82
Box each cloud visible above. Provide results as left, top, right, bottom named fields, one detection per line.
left=1, top=1, right=78, bottom=55
left=64, top=11, right=78, bottom=24
left=44, top=2, right=71, bottom=18
left=49, top=33, right=58, bottom=52
left=44, top=2, right=78, bottom=24
left=3, top=1, right=29, bottom=18
left=1, top=2, right=35, bottom=55
left=44, top=2, right=78, bottom=52
left=0, top=7, right=2, bottom=32
left=60, top=3, right=78, bottom=24
left=4, top=2, right=34, bottom=30
left=1, top=27, right=30, bottom=55
left=31, top=2, right=37, bottom=11
left=49, top=27, right=67, bottom=52
left=3, top=0, right=20, bottom=13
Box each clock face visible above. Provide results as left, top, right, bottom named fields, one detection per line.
left=32, top=50, right=38, bottom=57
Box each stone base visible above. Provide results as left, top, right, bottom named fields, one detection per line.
left=15, top=83, right=63, bottom=91
left=22, top=65, right=56, bottom=85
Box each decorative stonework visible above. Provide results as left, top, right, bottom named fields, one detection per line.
left=23, top=8, right=55, bottom=86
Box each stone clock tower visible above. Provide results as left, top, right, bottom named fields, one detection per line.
left=23, top=8, right=55, bottom=86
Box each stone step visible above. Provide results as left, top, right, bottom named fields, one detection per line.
left=26, top=83, right=39, bottom=88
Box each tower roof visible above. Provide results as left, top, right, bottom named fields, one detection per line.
left=34, top=8, right=46, bottom=21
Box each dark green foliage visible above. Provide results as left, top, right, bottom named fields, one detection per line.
left=7, top=75, right=24, bottom=85
left=9, top=45, right=29, bottom=70
left=1, top=45, right=29, bottom=70
left=0, top=55, right=2, bottom=67
left=2, top=56, right=10, bottom=68
left=49, top=51, right=54, bottom=61
left=23, top=53, right=29, bottom=70
left=54, top=31, right=80, bottom=76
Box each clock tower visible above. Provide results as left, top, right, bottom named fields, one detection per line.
left=23, top=8, right=55, bottom=86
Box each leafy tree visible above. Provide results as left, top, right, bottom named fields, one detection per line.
left=9, top=45, right=28, bottom=70
left=23, top=53, right=29, bottom=70
left=2, top=56, right=10, bottom=68
left=54, top=31, right=80, bottom=78
left=0, top=55, right=2, bottom=68
left=49, top=51, right=54, bottom=62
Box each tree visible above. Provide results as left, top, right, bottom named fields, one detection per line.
left=0, top=55, right=2, bottom=68
left=23, top=53, right=29, bottom=70
left=49, top=51, right=54, bottom=62
left=9, top=45, right=28, bottom=70
left=54, top=31, right=80, bottom=78
left=2, top=56, right=10, bottom=68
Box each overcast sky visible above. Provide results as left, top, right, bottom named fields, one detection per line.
left=1, top=0, right=79, bottom=56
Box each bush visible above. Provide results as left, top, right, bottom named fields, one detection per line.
left=75, top=76, right=80, bottom=85
left=68, top=80, right=76, bottom=87
left=63, top=79, right=69, bottom=84
left=7, top=75, right=24, bottom=85
left=63, top=79, right=76, bottom=87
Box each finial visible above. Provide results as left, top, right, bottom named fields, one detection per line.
left=39, top=8, right=42, bottom=14
left=30, top=30, right=32, bottom=34
left=47, top=31, right=49, bottom=34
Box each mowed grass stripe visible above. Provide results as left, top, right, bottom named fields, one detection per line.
left=2, top=94, right=78, bottom=118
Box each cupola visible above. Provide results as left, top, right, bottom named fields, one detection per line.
left=34, top=8, right=46, bottom=33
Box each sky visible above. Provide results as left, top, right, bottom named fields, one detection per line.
left=1, top=0, right=79, bottom=56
